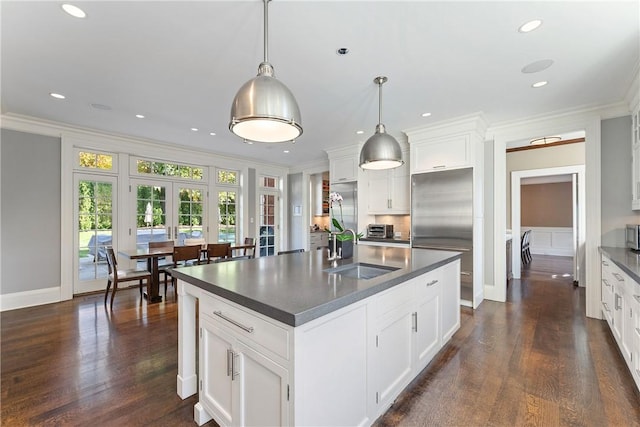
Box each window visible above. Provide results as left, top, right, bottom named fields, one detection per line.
left=261, top=175, right=277, bottom=188
left=78, top=151, right=114, bottom=171
left=218, top=169, right=238, bottom=185
left=218, top=191, right=236, bottom=243
left=136, top=160, right=204, bottom=181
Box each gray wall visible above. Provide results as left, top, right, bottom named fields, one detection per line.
left=601, top=115, right=640, bottom=246
left=1, top=129, right=61, bottom=294
left=287, top=172, right=304, bottom=250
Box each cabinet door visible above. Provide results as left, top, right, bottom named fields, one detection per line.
left=236, top=341, right=290, bottom=427
left=601, top=258, right=614, bottom=326
left=412, top=135, right=469, bottom=173
left=414, top=277, right=440, bottom=372
left=612, top=274, right=625, bottom=348
left=632, top=291, right=640, bottom=387
left=390, top=165, right=410, bottom=213
left=200, top=316, right=237, bottom=427
left=367, top=170, right=391, bottom=213
left=330, top=156, right=357, bottom=183
left=375, top=309, right=414, bottom=410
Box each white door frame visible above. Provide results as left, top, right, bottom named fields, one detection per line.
left=510, top=165, right=586, bottom=281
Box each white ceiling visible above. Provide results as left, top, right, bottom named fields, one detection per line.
left=2, top=1, right=638, bottom=167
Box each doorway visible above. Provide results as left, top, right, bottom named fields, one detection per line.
left=510, top=165, right=586, bottom=284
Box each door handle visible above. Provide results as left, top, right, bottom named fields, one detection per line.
left=174, top=226, right=178, bottom=240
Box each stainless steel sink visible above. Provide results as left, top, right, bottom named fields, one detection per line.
left=324, top=263, right=399, bottom=280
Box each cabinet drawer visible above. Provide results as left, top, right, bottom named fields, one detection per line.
left=414, top=270, right=442, bottom=302
left=200, top=293, right=290, bottom=360
left=375, top=279, right=415, bottom=319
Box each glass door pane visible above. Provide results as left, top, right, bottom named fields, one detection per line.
left=218, top=190, right=237, bottom=243
left=259, top=193, right=277, bottom=257
left=75, top=174, right=116, bottom=293
left=135, top=182, right=170, bottom=248
left=175, top=185, right=207, bottom=246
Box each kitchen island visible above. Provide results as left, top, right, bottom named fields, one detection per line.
left=172, top=245, right=461, bottom=426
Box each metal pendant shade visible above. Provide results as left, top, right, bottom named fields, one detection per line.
left=359, top=76, right=403, bottom=170
left=229, top=0, right=302, bottom=143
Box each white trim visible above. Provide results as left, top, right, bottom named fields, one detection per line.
left=488, top=111, right=600, bottom=319
left=511, top=167, right=585, bottom=278
left=0, top=287, right=61, bottom=312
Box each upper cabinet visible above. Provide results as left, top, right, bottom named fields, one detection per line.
left=632, top=104, right=640, bottom=210
left=366, top=149, right=410, bottom=214
left=330, top=156, right=358, bottom=183
left=411, top=135, right=470, bottom=173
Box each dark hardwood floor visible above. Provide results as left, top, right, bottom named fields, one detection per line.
left=2, top=255, right=639, bottom=426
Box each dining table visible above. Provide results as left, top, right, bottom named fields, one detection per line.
left=118, top=247, right=174, bottom=303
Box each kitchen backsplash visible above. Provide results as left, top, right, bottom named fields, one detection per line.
left=374, top=215, right=410, bottom=239
left=312, top=215, right=330, bottom=231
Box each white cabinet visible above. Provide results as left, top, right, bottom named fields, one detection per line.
left=632, top=105, right=640, bottom=210
left=411, top=135, right=470, bottom=174
left=600, top=253, right=640, bottom=391
left=601, top=257, right=614, bottom=327
left=372, top=261, right=460, bottom=412
left=330, top=156, right=358, bottom=183
left=366, top=152, right=410, bottom=214
left=309, top=232, right=328, bottom=250
left=199, top=295, right=290, bottom=427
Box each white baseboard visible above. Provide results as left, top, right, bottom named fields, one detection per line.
left=0, top=287, right=61, bottom=312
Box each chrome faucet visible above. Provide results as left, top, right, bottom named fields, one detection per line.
left=327, top=232, right=342, bottom=266
left=343, top=229, right=358, bottom=244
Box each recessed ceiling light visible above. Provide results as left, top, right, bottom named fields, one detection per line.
left=135, top=114, right=145, bottom=119
left=421, top=112, right=432, bottom=117
left=61, top=4, right=87, bottom=19
left=521, top=59, right=554, bottom=74
left=519, top=19, right=542, bottom=33
left=191, top=128, right=198, bottom=132
left=209, top=132, right=216, bottom=136
left=532, top=81, right=548, bottom=88
left=90, top=103, right=112, bottom=110
left=284, top=150, right=290, bottom=153
left=50, top=93, right=66, bottom=99
left=336, top=47, right=349, bottom=55
left=356, top=130, right=364, bottom=135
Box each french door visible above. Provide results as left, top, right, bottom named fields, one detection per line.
left=74, top=173, right=117, bottom=293
left=131, top=179, right=208, bottom=251
left=258, top=192, right=279, bottom=256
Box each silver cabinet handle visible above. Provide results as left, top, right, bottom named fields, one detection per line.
left=433, top=165, right=446, bottom=169
left=612, top=272, right=624, bottom=282
left=461, top=271, right=472, bottom=276
left=602, top=260, right=609, bottom=266
left=603, top=302, right=611, bottom=312
left=614, top=294, right=622, bottom=311
left=634, top=295, right=640, bottom=303
left=226, top=349, right=233, bottom=377
left=213, top=310, right=255, bottom=333
left=603, top=279, right=610, bottom=288
left=426, top=279, right=438, bottom=287
left=231, top=351, right=239, bottom=380
left=412, top=312, right=418, bottom=332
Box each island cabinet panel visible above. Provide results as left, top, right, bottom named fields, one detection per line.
left=293, top=302, right=371, bottom=426
left=198, top=295, right=292, bottom=427
left=440, top=260, right=461, bottom=343
left=413, top=271, right=441, bottom=372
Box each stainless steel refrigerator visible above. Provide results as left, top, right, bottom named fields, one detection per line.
left=329, top=182, right=357, bottom=232
left=411, top=168, right=473, bottom=303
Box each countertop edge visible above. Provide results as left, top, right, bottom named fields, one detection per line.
left=599, top=246, right=640, bottom=284
left=171, top=250, right=462, bottom=327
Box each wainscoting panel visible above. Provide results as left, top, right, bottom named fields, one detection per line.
left=525, top=226, right=574, bottom=257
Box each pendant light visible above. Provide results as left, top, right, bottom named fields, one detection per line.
left=359, top=76, right=403, bottom=170
left=229, top=0, right=302, bottom=143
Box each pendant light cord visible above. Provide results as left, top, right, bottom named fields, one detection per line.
left=378, top=80, right=382, bottom=125
left=263, top=0, right=269, bottom=63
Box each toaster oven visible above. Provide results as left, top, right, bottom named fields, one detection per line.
left=626, top=224, right=640, bottom=251
left=367, top=224, right=394, bottom=238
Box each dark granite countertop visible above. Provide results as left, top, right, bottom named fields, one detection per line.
left=599, top=246, right=640, bottom=285
left=171, top=245, right=461, bottom=327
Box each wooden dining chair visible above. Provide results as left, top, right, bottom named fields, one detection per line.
left=104, top=247, right=152, bottom=310
left=148, top=240, right=174, bottom=287
left=206, top=243, right=231, bottom=263
left=242, top=237, right=256, bottom=258
left=184, top=237, right=206, bottom=261
left=166, top=245, right=202, bottom=298
left=521, top=230, right=532, bottom=265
